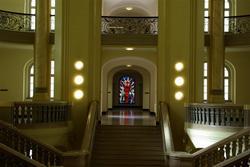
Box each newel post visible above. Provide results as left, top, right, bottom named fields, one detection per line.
left=244, top=105, right=250, bottom=127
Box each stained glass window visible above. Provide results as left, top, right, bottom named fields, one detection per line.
left=119, top=76, right=135, bottom=104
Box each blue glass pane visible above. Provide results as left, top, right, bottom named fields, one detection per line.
left=119, top=76, right=135, bottom=104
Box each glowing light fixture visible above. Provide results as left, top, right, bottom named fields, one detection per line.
left=125, top=47, right=134, bottom=51
left=74, top=75, right=84, bottom=85
left=74, top=90, right=84, bottom=100
left=126, top=7, right=133, bottom=11
left=175, top=62, right=184, bottom=72
left=175, top=91, right=184, bottom=101
left=175, top=76, right=184, bottom=86
left=74, top=61, right=84, bottom=70
left=126, top=64, right=132, bottom=67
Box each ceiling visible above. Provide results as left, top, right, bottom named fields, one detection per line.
left=102, top=0, right=158, bottom=16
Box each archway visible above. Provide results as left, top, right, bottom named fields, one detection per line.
left=101, top=57, right=157, bottom=114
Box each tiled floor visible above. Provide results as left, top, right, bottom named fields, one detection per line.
left=101, top=108, right=156, bottom=126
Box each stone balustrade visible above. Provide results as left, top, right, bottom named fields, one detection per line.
left=12, top=101, right=71, bottom=126
left=169, top=128, right=250, bottom=167
left=185, top=103, right=250, bottom=127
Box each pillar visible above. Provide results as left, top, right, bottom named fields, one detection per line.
left=208, top=0, right=225, bottom=103
left=33, top=0, right=51, bottom=101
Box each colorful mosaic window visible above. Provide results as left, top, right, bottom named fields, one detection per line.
left=119, top=76, right=135, bottom=104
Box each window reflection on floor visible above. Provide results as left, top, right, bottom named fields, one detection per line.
left=101, top=109, right=156, bottom=126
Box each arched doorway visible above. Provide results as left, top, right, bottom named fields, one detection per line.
left=113, top=70, right=143, bottom=108
left=101, top=57, right=157, bottom=114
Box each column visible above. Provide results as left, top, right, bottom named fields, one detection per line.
left=208, top=0, right=225, bottom=103
left=33, top=0, right=51, bottom=101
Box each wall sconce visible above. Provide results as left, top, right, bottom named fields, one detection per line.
left=175, top=91, right=184, bottom=101
left=74, top=90, right=84, bottom=100
left=175, top=76, right=184, bottom=87
left=74, top=75, right=84, bottom=85
left=74, top=61, right=84, bottom=70
left=175, top=62, right=184, bottom=72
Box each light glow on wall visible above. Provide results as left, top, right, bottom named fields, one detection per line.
left=125, top=47, right=134, bottom=51
left=175, top=77, right=184, bottom=86
left=175, top=91, right=184, bottom=100
left=175, top=62, right=184, bottom=72
left=126, top=7, right=133, bottom=11
left=74, top=75, right=84, bottom=85
left=74, top=61, right=84, bottom=70
left=74, top=90, right=84, bottom=100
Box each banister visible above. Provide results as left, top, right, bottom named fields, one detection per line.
left=0, top=143, right=46, bottom=167
left=168, top=128, right=250, bottom=166
left=81, top=101, right=99, bottom=164
left=0, top=120, right=63, bottom=155
left=192, top=128, right=250, bottom=157
left=159, top=102, right=175, bottom=153
left=214, top=149, right=250, bottom=167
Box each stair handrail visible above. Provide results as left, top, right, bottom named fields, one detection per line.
left=159, top=101, right=175, bottom=153
left=192, top=128, right=250, bottom=165
left=0, top=119, right=65, bottom=165
left=214, top=149, right=250, bottom=167
left=81, top=100, right=99, bottom=164
left=168, top=128, right=250, bottom=166
left=0, top=143, right=46, bottom=167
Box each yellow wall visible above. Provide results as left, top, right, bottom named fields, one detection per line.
left=0, top=45, right=32, bottom=101
left=226, top=49, right=250, bottom=104
left=0, top=0, right=27, bottom=13
left=237, top=0, right=250, bottom=15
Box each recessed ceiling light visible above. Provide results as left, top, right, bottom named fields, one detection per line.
left=126, top=7, right=133, bottom=11
left=125, top=47, right=134, bottom=51
left=126, top=64, right=132, bottom=67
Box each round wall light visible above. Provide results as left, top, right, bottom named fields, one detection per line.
left=175, top=62, right=184, bottom=72
left=74, top=75, right=84, bottom=85
left=74, top=90, right=84, bottom=100
left=175, top=91, right=184, bottom=101
left=74, top=61, right=84, bottom=70
left=175, top=76, right=184, bottom=87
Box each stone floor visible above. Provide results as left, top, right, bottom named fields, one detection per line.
left=101, top=108, right=156, bottom=126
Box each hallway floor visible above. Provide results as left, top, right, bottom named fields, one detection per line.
left=101, top=109, right=156, bottom=126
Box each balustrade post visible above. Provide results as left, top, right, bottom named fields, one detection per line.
left=238, top=137, right=243, bottom=155
left=210, top=108, right=215, bottom=125
left=215, top=108, right=220, bottom=126
left=244, top=105, right=250, bottom=127
left=220, top=108, right=225, bottom=126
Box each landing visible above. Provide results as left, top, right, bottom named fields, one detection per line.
left=101, top=109, right=156, bottom=126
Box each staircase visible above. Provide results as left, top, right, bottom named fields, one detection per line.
left=90, top=125, right=165, bottom=167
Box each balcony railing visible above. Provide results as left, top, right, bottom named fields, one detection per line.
left=205, top=15, right=250, bottom=34
left=0, top=10, right=249, bottom=37
left=0, top=10, right=55, bottom=32
left=0, top=10, right=34, bottom=32
left=101, top=16, right=158, bottom=35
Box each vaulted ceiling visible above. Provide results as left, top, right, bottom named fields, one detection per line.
left=102, top=0, right=158, bottom=16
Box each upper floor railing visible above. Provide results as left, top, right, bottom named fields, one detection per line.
left=101, top=16, right=158, bottom=35
left=0, top=10, right=34, bottom=32
left=205, top=15, right=250, bottom=34
left=0, top=10, right=54, bottom=32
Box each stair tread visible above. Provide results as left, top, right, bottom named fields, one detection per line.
left=91, top=125, right=165, bottom=166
